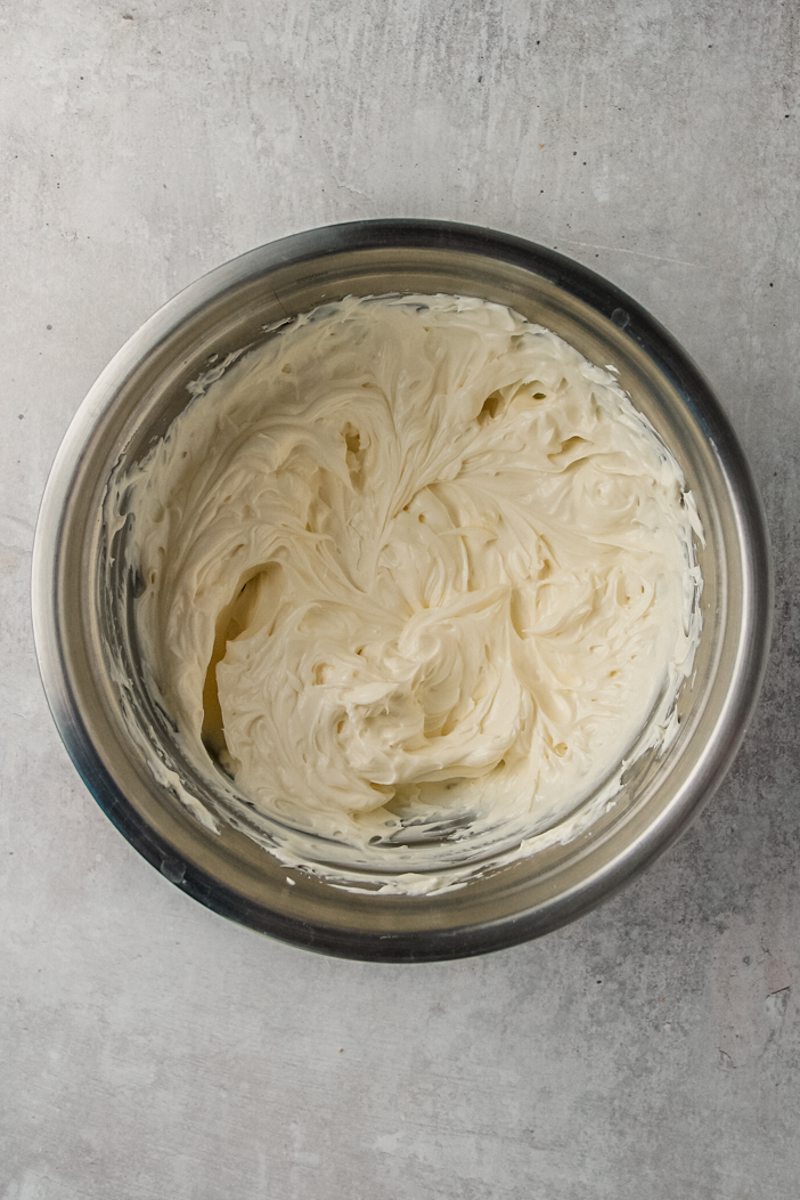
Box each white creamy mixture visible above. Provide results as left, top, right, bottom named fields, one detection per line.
left=123, top=294, right=701, bottom=890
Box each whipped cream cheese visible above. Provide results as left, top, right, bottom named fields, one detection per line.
left=121, top=294, right=702, bottom=892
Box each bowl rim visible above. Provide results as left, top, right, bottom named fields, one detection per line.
left=31, top=218, right=773, bottom=961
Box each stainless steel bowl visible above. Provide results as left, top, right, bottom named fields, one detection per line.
left=32, top=220, right=771, bottom=960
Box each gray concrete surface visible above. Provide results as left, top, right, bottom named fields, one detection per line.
left=2, top=1, right=798, bottom=1197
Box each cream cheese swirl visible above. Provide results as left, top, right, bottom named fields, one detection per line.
left=126, top=294, right=701, bottom=881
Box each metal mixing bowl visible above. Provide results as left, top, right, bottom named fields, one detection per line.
left=32, top=220, right=771, bottom=960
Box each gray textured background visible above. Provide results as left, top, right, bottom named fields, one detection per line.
left=2, top=2, right=798, bottom=1197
